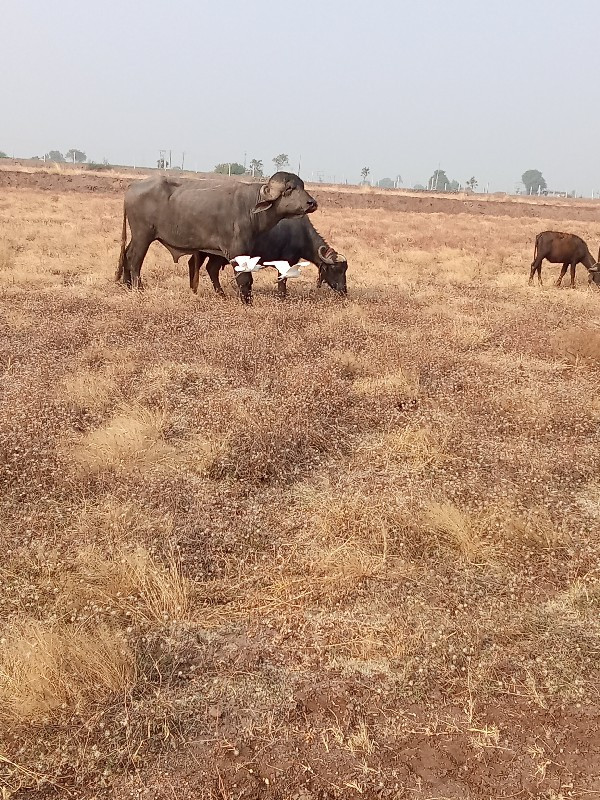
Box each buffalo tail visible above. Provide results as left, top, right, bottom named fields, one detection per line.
left=531, top=234, right=539, bottom=268
left=115, top=208, right=128, bottom=282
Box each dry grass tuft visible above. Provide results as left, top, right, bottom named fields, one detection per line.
left=422, top=501, right=487, bottom=560
left=0, top=621, right=135, bottom=724
left=69, top=405, right=175, bottom=475
left=353, top=368, right=420, bottom=408
left=62, top=546, right=193, bottom=624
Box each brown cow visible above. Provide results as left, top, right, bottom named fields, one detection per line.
left=529, top=231, right=598, bottom=287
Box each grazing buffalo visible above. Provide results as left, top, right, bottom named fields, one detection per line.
left=115, top=172, right=317, bottom=302
left=529, top=231, right=598, bottom=287
left=188, top=217, right=348, bottom=299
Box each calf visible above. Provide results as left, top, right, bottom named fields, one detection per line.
left=188, top=216, right=348, bottom=299
left=529, top=231, right=597, bottom=287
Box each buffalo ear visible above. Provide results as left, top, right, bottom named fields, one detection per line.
left=252, top=178, right=285, bottom=214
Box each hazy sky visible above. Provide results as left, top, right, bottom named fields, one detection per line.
left=3, top=0, right=600, bottom=192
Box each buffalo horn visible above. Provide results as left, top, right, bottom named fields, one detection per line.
left=318, top=245, right=336, bottom=265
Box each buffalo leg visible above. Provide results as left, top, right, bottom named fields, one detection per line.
left=188, top=255, right=200, bottom=294
left=206, top=257, right=225, bottom=296
left=125, top=237, right=152, bottom=290
left=529, top=257, right=543, bottom=285
left=570, top=261, right=577, bottom=288
left=277, top=277, right=288, bottom=299
left=121, top=248, right=132, bottom=286
left=556, top=262, right=569, bottom=287
left=235, top=271, right=253, bottom=304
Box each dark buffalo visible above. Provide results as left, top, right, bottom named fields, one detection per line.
left=529, top=231, right=598, bottom=287
left=188, top=217, right=348, bottom=299
left=115, top=172, right=317, bottom=302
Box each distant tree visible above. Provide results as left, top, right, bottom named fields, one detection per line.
left=413, top=183, right=426, bottom=191
left=65, top=148, right=87, bottom=163
left=522, top=169, right=547, bottom=195
left=377, top=177, right=394, bottom=189
left=466, top=176, right=478, bottom=191
left=249, top=158, right=264, bottom=178
left=214, top=162, right=245, bottom=175
left=0, top=151, right=8, bottom=158
left=157, top=156, right=169, bottom=169
left=272, top=153, right=289, bottom=171
left=428, top=169, right=450, bottom=190
left=361, top=166, right=370, bottom=182
left=45, top=150, right=65, bottom=162
left=448, top=180, right=460, bottom=192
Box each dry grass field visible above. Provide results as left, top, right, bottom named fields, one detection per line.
left=1, top=173, right=600, bottom=799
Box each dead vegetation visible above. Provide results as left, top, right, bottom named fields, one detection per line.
left=1, top=185, right=600, bottom=798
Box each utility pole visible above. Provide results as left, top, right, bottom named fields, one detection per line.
left=298, top=155, right=301, bottom=175
left=181, top=152, right=185, bottom=171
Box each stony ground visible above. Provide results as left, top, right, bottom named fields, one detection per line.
left=1, top=175, right=600, bottom=799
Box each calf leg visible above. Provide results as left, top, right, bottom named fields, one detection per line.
left=555, top=262, right=569, bottom=287
left=570, top=261, right=577, bottom=288
left=277, top=277, right=288, bottom=299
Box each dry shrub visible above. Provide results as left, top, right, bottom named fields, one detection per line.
left=422, top=501, right=487, bottom=561
left=0, top=621, right=135, bottom=723
left=62, top=546, right=192, bottom=625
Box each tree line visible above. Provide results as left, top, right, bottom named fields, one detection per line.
left=0, top=148, right=551, bottom=195
left=213, top=154, right=290, bottom=178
